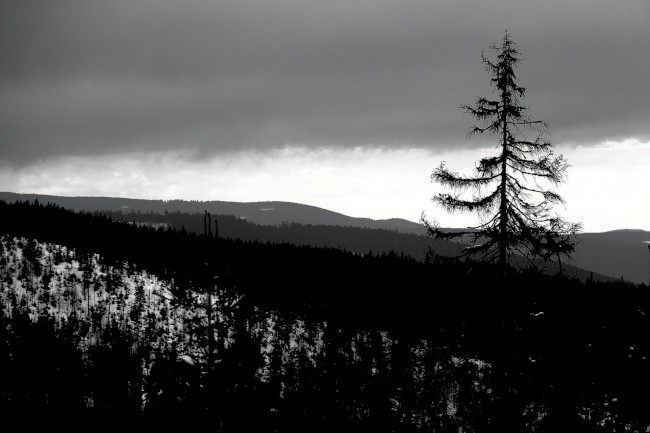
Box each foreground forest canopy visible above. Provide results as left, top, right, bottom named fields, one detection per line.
left=1, top=200, right=649, bottom=431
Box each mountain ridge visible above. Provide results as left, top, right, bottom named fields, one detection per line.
left=0, top=192, right=424, bottom=234
left=2, top=191, right=648, bottom=284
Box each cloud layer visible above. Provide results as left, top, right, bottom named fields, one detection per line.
left=1, top=0, right=649, bottom=164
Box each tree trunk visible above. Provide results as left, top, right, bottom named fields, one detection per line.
left=499, top=73, right=509, bottom=270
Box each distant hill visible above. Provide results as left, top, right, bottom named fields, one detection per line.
left=570, top=230, right=650, bottom=285
left=1, top=192, right=647, bottom=284
left=0, top=192, right=424, bottom=234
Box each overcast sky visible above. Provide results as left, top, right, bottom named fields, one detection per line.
left=1, top=0, right=649, bottom=231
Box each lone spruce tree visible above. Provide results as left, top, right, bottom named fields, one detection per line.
left=425, top=31, right=580, bottom=269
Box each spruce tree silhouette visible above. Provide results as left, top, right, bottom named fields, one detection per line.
left=424, top=31, right=581, bottom=270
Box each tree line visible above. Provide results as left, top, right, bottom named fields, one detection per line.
left=94, top=208, right=463, bottom=261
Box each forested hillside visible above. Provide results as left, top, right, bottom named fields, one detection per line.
left=96, top=208, right=614, bottom=284
left=97, top=208, right=463, bottom=262
left=1, top=200, right=649, bottom=431
left=2, top=192, right=641, bottom=283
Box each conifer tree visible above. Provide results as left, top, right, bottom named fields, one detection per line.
left=425, top=31, right=580, bottom=269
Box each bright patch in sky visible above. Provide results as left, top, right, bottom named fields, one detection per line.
left=559, top=139, right=650, bottom=232
left=1, top=139, right=648, bottom=232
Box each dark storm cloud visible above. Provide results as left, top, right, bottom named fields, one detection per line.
left=1, top=0, right=649, bottom=164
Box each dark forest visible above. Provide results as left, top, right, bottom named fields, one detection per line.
left=1, top=200, right=648, bottom=431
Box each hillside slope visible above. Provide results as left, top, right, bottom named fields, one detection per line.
left=1, top=204, right=649, bottom=430
left=570, top=230, right=650, bottom=285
